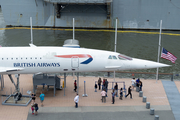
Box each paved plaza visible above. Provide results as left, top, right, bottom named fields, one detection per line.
left=0, top=74, right=179, bottom=120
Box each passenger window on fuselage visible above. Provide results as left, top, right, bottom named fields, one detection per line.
left=108, top=55, right=112, bottom=59
left=1, top=57, right=43, bottom=60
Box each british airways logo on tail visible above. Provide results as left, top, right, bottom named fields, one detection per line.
left=55, top=54, right=93, bottom=64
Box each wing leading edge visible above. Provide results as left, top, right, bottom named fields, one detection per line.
left=0, top=67, right=24, bottom=73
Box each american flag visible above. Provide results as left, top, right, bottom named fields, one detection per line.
left=161, top=47, right=177, bottom=63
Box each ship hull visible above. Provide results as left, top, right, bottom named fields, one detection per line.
left=1, top=0, right=180, bottom=30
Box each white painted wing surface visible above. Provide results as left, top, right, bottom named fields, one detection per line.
left=105, top=66, right=121, bottom=69
left=0, top=67, right=24, bottom=73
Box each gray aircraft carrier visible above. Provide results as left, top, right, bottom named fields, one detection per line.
left=1, top=0, right=180, bottom=30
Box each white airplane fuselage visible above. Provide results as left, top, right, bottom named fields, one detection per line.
left=0, top=46, right=169, bottom=74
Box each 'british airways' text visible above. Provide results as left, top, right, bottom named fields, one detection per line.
left=13, top=63, right=60, bottom=67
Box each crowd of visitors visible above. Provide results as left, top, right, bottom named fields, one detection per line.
left=97, top=77, right=143, bottom=104
left=29, top=77, right=143, bottom=114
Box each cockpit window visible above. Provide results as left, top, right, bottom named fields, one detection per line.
left=118, top=55, right=125, bottom=60
left=112, top=56, right=117, bottom=59
left=108, top=55, right=112, bottom=59
left=118, top=54, right=132, bottom=60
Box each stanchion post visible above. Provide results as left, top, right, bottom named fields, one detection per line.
left=171, top=74, right=173, bottom=81
left=64, top=85, right=65, bottom=96
left=82, top=81, right=88, bottom=97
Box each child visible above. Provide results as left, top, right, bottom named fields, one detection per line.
left=94, top=83, right=97, bottom=92
left=119, top=88, right=123, bottom=100
left=34, top=103, right=39, bottom=115
left=31, top=103, right=34, bottom=115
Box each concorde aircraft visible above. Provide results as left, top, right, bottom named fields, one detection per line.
left=0, top=45, right=169, bottom=75
left=0, top=41, right=170, bottom=99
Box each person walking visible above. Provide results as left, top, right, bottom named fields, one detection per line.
left=114, top=82, right=118, bottom=97
left=31, top=103, right=34, bottom=115
left=112, top=89, right=116, bottom=104
left=98, top=77, right=102, bottom=90
left=101, top=89, right=106, bottom=103
left=105, top=79, right=109, bottom=90
left=74, top=80, right=77, bottom=92
left=94, top=83, right=98, bottom=92
left=105, top=79, right=109, bottom=97
left=139, top=81, right=143, bottom=91
left=33, top=103, right=39, bottom=115
left=40, top=91, right=45, bottom=107
left=136, top=78, right=140, bottom=87
left=125, top=86, right=132, bottom=99
left=31, top=93, right=36, bottom=103
left=131, top=78, right=136, bottom=90
left=119, top=88, right=123, bottom=100
left=74, top=93, right=79, bottom=108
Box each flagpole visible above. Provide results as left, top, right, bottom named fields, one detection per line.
left=156, top=20, right=162, bottom=83
left=114, top=19, right=117, bottom=83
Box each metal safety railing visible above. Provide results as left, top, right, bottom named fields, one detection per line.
left=80, top=71, right=175, bottom=81
left=94, top=81, right=127, bottom=97
left=44, top=0, right=113, bottom=4
left=106, top=71, right=174, bottom=81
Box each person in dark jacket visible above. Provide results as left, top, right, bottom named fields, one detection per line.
left=33, top=103, right=39, bottom=115
left=98, top=77, right=102, bottom=90
left=136, top=78, right=140, bottom=87
left=125, top=86, right=132, bottom=99
left=111, top=89, right=116, bottom=104
left=74, top=80, right=77, bottom=92
left=31, top=93, right=36, bottom=103
left=114, top=82, right=118, bottom=97
left=139, top=81, right=143, bottom=91
left=105, top=79, right=109, bottom=96
left=119, top=88, right=123, bottom=100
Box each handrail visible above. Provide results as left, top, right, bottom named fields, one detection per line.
left=103, top=71, right=174, bottom=81
left=104, top=71, right=173, bottom=75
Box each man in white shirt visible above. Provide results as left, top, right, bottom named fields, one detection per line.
left=131, top=78, right=136, bottom=90
left=74, top=94, right=79, bottom=108
left=101, top=89, right=106, bottom=103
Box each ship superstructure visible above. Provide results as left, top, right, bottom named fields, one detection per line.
left=1, top=0, right=180, bottom=30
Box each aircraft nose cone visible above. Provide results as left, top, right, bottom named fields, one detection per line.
left=132, top=58, right=170, bottom=69
left=144, top=61, right=170, bottom=69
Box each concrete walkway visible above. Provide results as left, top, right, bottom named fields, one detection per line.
left=27, top=106, right=174, bottom=120
left=162, top=81, right=180, bottom=120
left=0, top=75, right=177, bottom=120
